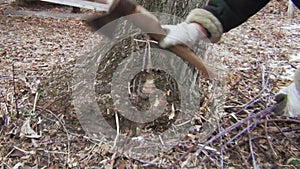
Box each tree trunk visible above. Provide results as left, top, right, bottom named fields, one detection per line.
left=135, top=0, right=208, bottom=18
left=88, top=0, right=211, bottom=136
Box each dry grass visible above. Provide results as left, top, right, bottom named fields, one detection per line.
left=0, top=0, right=299, bottom=168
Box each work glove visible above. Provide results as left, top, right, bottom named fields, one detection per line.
left=274, top=68, right=300, bottom=117
left=159, top=22, right=207, bottom=48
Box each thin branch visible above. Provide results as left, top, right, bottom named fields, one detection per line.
left=264, top=116, right=278, bottom=159
left=248, top=112, right=258, bottom=169
left=270, top=120, right=300, bottom=151
left=223, top=111, right=264, bottom=147
left=36, top=106, right=71, bottom=164
left=12, top=61, right=19, bottom=117
left=168, top=105, right=277, bottom=169
left=33, top=91, right=39, bottom=113
left=112, top=110, right=120, bottom=150
left=130, top=156, right=163, bottom=167
left=218, top=119, right=225, bottom=169
left=195, top=105, right=276, bottom=156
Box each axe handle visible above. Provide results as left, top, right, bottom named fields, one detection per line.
left=169, top=46, right=209, bottom=77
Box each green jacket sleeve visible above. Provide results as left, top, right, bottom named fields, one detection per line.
left=204, top=0, right=270, bottom=32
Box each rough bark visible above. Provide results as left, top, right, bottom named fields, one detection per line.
left=135, top=0, right=208, bottom=18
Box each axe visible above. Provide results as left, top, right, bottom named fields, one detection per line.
left=86, top=0, right=209, bottom=78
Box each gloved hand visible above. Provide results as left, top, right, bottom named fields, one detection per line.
left=159, top=22, right=208, bottom=48
left=274, top=68, right=300, bottom=117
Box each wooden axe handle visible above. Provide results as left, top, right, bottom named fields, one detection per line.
left=87, top=0, right=209, bottom=78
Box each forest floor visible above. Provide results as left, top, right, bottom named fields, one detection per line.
left=0, top=0, right=300, bottom=168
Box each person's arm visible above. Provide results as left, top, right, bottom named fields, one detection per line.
left=205, top=0, right=270, bottom=32
left=186, top=0, right=270, bottom=42
left=160, top=0, right=270, bottom=47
